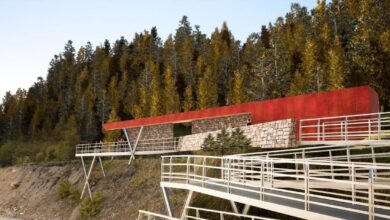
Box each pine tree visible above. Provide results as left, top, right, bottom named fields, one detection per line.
left=183, top=85, right=194, bottom=112
left=229, top=69, right=248, bottom=104
left=197, top=67, right=218, bottom=109
left=103, top=108, right=121, bottom=142
left=289, top=38, right=318, bottom=95
left=162, top=66, right=180, bottom=114
left=149, top=63, right=161, bottom=116
left=327, top=37, right=345, bottom=89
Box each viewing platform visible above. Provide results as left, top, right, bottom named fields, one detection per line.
left=75, top=138, right=180, bottom=157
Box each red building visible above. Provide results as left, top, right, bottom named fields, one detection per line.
left=103, top=85, right=378, bottom=131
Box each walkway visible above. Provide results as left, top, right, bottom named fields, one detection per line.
left=160, top=154, right=390, bottom=220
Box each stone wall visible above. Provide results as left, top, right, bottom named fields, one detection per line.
left=192, top=114, right=251, bottom=134
left=179, top=119, right=296, bottom=151
left=126, top=124, right=173, bottom=141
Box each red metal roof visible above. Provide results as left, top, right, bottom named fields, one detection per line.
left=103, top=86, right=379, bottom=131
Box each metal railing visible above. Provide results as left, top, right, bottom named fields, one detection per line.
left=138, top=210, right=179, bottom=220
left=234, top=143, right=390, bottom=164
left=75, top=137, right=180, bottom=156
left=299, top=112, right=390, bottom=143
left=138, top=207, right=277, bottom=220
left=161, top=155, right=390, bottom=220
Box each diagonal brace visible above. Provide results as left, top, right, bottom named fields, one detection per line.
left=128, top=126, right=144, bottom=165
left=181, top=191, right=193, bottom=219
left=80, top=156, right=96, bottom=200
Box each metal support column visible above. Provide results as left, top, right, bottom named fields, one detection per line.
left=98, top=157, right=105, bottom=177
left=80, top=156, right=96, bottom=200
left=230, top=201, right=239, bottom=214
left=242, top=204, right=250, bottom=215
left=123, top=128, right=133, bottom=153
left=180, top=191, right=193, bottom=219
left=162, top=187, right=174, bottom=217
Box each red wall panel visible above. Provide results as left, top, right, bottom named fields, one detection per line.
left=103, top=86, right=379, bottom=131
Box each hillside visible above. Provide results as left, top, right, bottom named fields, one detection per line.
left=0, top=0, right=389, bottom=167
left=0, top=158, right=187, bottom=219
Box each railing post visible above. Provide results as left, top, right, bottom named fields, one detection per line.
left=368, top=168, right=375, bottom=220
left=299, top=120, right=302, bottom=143
left=368, top=119, right=372, bottom=140
left=161, top=157, right=164, bottom=182
left=221, top=159, right=224, bottom=180
left=304, top=162, right=309, bottom=212
left=347, top=146, right=352, bottom=180
left=271, top=160, right=274, bottom=187
left=345, top=117, right=348, bottom=141
left=317, top=119, right=320, bottom=141
left=295, top=153, right=299, bottom=180
left=351, top=163, right=355, bottom=204
left=169, top=157, right=173, bottom=182
left=329, top=150, right=334, bottom=180
left=186, top=156, right=190, bottom=184
left=260, top=161, right=264, bottom=201
left=227, top=159, right=231, bottom=193
left=202, top=157, right=206, bottom=187
left=243, top=159, right=246, bottom=184
left=378, top=113, right=381, bottom=140
left=371, top=146, right=376, bottom=164
left=266, top=153, right=270, bottom=182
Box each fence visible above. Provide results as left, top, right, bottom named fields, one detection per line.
left=161, top=155, right=390, bottom=219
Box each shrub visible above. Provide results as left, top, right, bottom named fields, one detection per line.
left=79, top=192, right=105, bottom=219
left=202, top=127, right=252, bottom=155
left=58, top=180, right=80, bottom=205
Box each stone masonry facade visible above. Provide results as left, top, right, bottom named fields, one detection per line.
left=126, top=124, right=173, bottom=141
left=192, top=114, right=251, bottom=134
left=178, top=119, right=297, bottom=151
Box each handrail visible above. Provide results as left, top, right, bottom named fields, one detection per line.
left=300, top=111, right=390, bottom=122
left=138, top=207, right=277, bottom=220
left=161, top=155, right=390, bottom=219
left=299, top=112, right=390, bottom=143
left=232, top=143, right=390, bottom=165
left=75, top=137, right=180, bottom=156
left=137, top=210, right=179, bottom=220
left=184, top=206, right=277, bottom=220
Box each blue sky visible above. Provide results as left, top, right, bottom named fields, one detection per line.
left=0, top=0, right=316, bottom=99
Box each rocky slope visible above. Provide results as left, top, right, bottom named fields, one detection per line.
left=0, top=158, right=186, bottom=219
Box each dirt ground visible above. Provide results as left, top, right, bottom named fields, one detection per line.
left=0, top=158, right=186, bottom=219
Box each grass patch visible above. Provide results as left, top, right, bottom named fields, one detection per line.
left=57, top=180, right=80, bottom=205
left=79, top=192, right=105, bottom=219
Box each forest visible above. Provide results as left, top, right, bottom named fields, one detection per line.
left=0, top=0, right=389, bottom=166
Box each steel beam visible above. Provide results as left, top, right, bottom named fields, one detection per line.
left=161, top=187, right=173, bottom=217
left=98, top=157, right=105, bottom=177
left=129, top=126, right=144, bottom=165
left=230, top=200, right=239, bottom=214
left=180, top=190, right=193, bottom=219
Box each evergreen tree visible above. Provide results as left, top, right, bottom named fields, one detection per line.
left=327, top=37, right=345, bottom=89
left=103, top=108, right=121, bottom=142
left=149, top=62, right=161, bottom=116
left=197, top=67, right=218, bottom=109
left=183, top=85, right=194, bottom=112
left=162, top=66, right=180, bottom=114
left=228, top=69, right=248, bottom=104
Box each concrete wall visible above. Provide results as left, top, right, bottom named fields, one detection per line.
left=126, top=124, right=173, bottom=141
left=179, top=119, right=296, bottom=151
left=192, top=114, right=251, bottom=134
